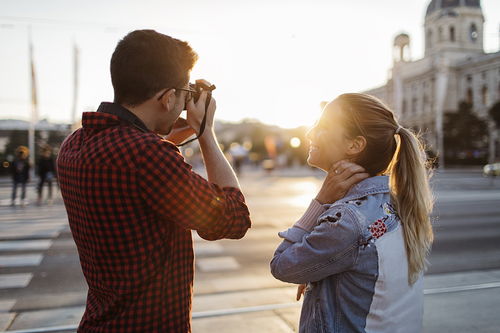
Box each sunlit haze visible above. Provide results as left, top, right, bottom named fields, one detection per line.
left=1, top=0, right=499, bottom=128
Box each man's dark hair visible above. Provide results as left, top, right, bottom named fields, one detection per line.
left=111, top=29, right=198, bottom=106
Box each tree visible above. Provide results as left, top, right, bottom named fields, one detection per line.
left=443, top=101, right=488, bottom=164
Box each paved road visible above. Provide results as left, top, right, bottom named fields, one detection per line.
left=0, top=169, right=499, bottom=332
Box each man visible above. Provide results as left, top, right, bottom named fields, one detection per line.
left=11, top=146, right=30, bottom=206
left=57, top=30, right=251, bottom=332
left=36, top=146, right=56, bottom=205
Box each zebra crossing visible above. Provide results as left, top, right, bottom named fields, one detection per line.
left=0, top=197, right=68, bottom=330
left=193, top=232, right=242, bottom=273
left=0, top=199, right=249, bottom=330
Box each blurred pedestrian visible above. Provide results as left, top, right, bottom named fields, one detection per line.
left=10, top=146, right=30, bottom=206
left=271, top=93, right=433, bottom=333
left=37, top=146, right=56, bottom=205
left=229, top=143, right=248, bottom=175
left=57, top=30, right=250, bottom=331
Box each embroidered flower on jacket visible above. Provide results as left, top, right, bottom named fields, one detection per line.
left=369, top=219, right=387, bottom=239
left=383, top=202, right=397, bottom=216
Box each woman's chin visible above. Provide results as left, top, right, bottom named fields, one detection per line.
left=307, top=156, right=327, bottom=172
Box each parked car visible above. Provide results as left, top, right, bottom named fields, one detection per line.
left=483, top=163, right=500, bottom=177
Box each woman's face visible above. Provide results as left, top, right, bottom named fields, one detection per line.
left=306, top=106, right=352, bottom=172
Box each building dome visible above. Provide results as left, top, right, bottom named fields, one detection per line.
left=426, top=0, right=481, bottom=17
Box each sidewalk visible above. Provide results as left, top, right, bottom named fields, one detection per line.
left=0, top=170, right=499, bottom=332
left=192, top=269, right=500, bottom=333
left=2, top=262, right=500, bottom=332
left=1, top=202, right=499, bottom=333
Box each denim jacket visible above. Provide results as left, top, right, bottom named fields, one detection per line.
left=270, top=176, right=423, bottom=333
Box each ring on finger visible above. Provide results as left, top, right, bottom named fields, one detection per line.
left=334, top=169, right=340, bottom=174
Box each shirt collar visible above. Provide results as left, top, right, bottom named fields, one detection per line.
left=334, top=175, right=390, bottom=204
left=81, top=102, right=151, bottom=133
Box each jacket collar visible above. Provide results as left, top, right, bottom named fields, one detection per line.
left=334, top=175, right=390, bottom=205
left=82, top=102, right=150, bottom=133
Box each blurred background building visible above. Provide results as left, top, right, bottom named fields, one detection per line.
left=364, top=0, right=500, bottom=167
left=0, top=119, right=69, bottom=175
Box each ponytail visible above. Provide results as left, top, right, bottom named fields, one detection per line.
left=388, top=127, right=434, bottom=285
left=332, top=93, right=434, bottom=284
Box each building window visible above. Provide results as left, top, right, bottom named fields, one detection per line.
left=402, top=100, right=407, bottom=117
left=466, top=75, right=472, bottom=83
left=427, top=30, right=433, bottom=48
left=439, top=26, right=443, bottom=41
left=469, top=23, right=478, bottom=42
left=412, top=97, right=417, bottom=114
left=482, top=86, right=489, bottom=106
left=450, top=26, right=455, bottom=42
left=467, top=88, right=474, bottom=106
left=465, top=0, right=480, bottom=7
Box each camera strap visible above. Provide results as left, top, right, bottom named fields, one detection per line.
left=176, top=92, right=211, bottom=147
left=97, top=102, right=150, bottom=133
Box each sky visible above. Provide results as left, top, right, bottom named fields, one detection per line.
left=0, top=0, right=499, bottom=129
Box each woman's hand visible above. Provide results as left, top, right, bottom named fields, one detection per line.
left=315, top=160, right=369, bottom=204
left=296, top=283, right=307, bottom=301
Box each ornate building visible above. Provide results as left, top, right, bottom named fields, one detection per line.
left=363, top=0, right=500, bottom=166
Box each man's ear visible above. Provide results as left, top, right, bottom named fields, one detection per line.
left=158, top=89, right=177, bottom=112
left=346, top=135, right=367, bottom=156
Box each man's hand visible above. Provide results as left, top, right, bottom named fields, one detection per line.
left=186, top=80, right=216, bottom=136
left=315, top=160, right=369, bottom=204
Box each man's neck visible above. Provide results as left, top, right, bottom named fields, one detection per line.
left=123, top=103, right=156, bottom=133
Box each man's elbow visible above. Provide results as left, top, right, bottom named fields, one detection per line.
left=198, top=216, right=251, bottom=241
left=227, top=220, right=251, bottom=239
left=224, top=213, right=251, bottom=239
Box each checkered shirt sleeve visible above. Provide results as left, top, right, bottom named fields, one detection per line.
left=137, top=137, right=251, bottom=240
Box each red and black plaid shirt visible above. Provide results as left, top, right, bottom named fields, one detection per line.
left=57, top=103, right=251, bottom=332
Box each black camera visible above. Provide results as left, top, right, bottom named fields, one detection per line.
left=175, top=79, right=216, bottom=147
left=189, top=80, right=216, bottom=103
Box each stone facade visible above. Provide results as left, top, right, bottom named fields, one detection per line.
left=363, top=0, right=500, bottom=165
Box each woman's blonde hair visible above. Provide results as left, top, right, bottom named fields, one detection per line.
left=327, top=93, right=434, bottom=285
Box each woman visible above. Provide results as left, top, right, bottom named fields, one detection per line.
left=270, top=93, right=433, bottom=333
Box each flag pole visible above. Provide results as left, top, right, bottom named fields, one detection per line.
left=28, top=26, right=38, bottom=180
left=71, top=41, right=79, bottom=126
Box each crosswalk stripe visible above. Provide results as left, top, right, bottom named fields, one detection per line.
left=0, top=273, right=33, bottom=289
left=0, top=240, right=52, bottom=251
left=195, top=242, right=224, bottom=256
left=0, top=299, right=16, bottom=312
left=0, top=221, right=66, bottom=227
left=0, top=199, right=27, bottom=207
left=0, top=254, right=44, bottom=267
left=197, top=256, right=240, bottom=272
left=0, top=229, right=63, bottom=239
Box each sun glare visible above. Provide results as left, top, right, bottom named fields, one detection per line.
left=290, top=137, right=301, bottom=148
